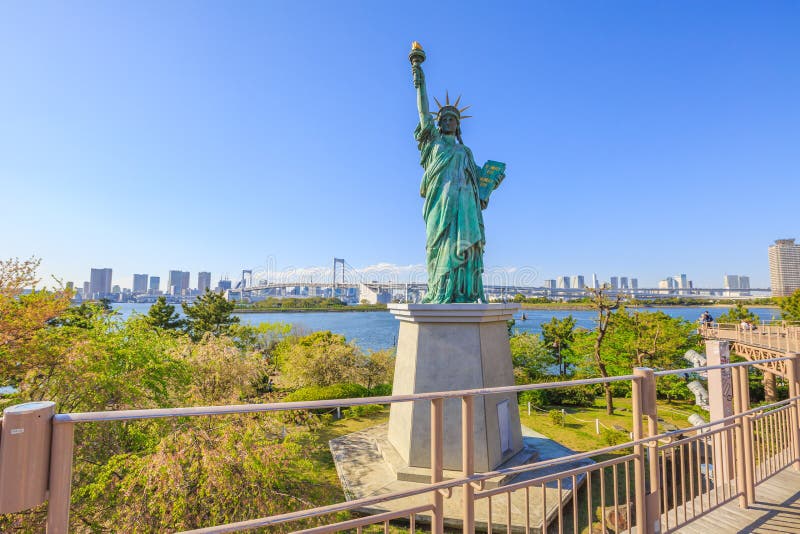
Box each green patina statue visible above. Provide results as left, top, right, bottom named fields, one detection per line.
left=409, top=42, right=506, bottom=304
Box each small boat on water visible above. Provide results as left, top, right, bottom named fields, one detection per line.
left=521, top=313, right=527, bottom=321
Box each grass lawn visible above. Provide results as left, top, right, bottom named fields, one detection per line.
left=519, top=397, right=702, bottom=457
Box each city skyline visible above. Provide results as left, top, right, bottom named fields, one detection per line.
left=3, top=4, right=797, bottom=290
left=64, top=261, right=768, bottom=295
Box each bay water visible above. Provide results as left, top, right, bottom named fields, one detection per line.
left=112, top=303, right=779, bottom=352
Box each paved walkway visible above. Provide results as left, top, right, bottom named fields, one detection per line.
left=673, top=468, right=800, bottom=533
left=331, top=424, right=594, bottom=532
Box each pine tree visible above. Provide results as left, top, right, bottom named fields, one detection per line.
left=146, top=296, right=184, bottom=331
left=182, top=290, right=239, bottom=340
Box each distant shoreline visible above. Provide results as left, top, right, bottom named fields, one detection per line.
left=519, top=303, right=779, bottom=311
left=233, top=306, right=387, bottom=314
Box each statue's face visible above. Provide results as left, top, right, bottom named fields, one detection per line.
left=439, top=114, right=459, bottom=135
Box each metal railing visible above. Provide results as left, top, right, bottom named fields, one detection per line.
left=702, top=322, right=800, bottom=355
left=4, top=354, right=800, bottom=534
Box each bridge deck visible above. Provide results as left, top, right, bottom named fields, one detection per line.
left=673, top=467, right=800, bottom=533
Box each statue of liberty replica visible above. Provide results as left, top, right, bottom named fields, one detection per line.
left=332, top=45, right=526, bottom=513
left=409, top=42, right=506, bottom=303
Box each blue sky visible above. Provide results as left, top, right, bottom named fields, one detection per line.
left=1, top=1, right=798, bottom=289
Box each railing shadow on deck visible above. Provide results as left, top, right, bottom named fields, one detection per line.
left=743, top=491, right=800, bottom=534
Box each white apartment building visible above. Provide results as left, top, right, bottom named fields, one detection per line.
left=769, top=239, right=800, bottom=297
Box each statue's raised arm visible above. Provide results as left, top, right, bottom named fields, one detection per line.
left=409, top=42, right=430, bottom=125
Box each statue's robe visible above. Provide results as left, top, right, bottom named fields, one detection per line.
left=415, top=119, right=486, bottom=303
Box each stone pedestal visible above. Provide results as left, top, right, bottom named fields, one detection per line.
left=387, top=303, right=523, bottom=473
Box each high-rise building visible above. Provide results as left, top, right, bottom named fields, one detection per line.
left=676, top=274, right=689, bottom=289
left=111, top=285, right=121, bottom=294
left=167, top=270, right=190, bottom=295
left=723, top=275, right=740, bottom=290
left=620, top=277, right=629, bottom=289
left=89, top=268, right=112, bottom=299
left=543, top=279, right=556, bottom=290
left=216, top=278, right=232, bottom=292
left=182, top=272, right=190, bottom=291
left=167, top=270, right=181, bottom=295
left=660, top=277, right=683, bottom=290
left=769, top=239, right=800, bottom=297
left=724, top=274, right=751, bottom=296
left=570, top=275, right=585, bottom=290
left=609, top=276, right=619, bottom=289
left=557, top=276, right=570, bottom=289
left=83, top=281, right=90, bottom=298
left=149, top=276, right=160, bottom=294
left=132, top=274, right=148, bottom=294
left=630, top=278, right=638, bottom=290
left=198, top=272, right=211, bottom=293
left=739, top=276, right=750, bottom=289
left=591, top=273, right=599, bottom=289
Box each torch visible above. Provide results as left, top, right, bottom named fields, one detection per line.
left=408, top=41, right=426, bottom=66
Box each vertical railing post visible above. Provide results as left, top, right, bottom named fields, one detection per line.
left=461, top=395, right=475, bottom=533
left=732, top=366, right=749, bottom=507
left=737, top=366, right=755, bottom=504
left=46, top=421, right=75, bottom=534
left=786, top=353, right=800, bottom=472
left=633, top=368, right=660, bottom=534
left=430, top=398, right=444, bottom=534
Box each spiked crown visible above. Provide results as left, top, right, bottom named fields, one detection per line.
left=432, top=91, right=472, bottom=122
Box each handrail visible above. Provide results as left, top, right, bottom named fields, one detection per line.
left=53, top=374, right=638, bottom=424
left=53, top=356, right=795, bottom=424
left=654, top=356, right=792, bottom=377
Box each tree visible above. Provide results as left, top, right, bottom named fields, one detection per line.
left=540, top=315, right=576, bottom=377
left=1, top=257, right=71, bottom=383
left=509, top=332, right=551, bottom=383
left=609, top=310, right=698, bottom=370
left=717, top=303, right=759, bottom=324
left=358, top=349, right=395, bottom=393
left=49, top=300, right=115, bottom=328
left=182, top=290, right=240, bottom=341
left=585, top=285, right=622, bottom=415
left=779, top=289, right=800, bottom=322
left=145, top=296, right=184, bottom=331
left=0, top=256, right=41, bottom=296
left=275, top=331, right=361, bottom=388
left=0, top=264, right=333, bottom=533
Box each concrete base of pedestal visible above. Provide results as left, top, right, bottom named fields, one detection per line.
left=386, top=303, right=523, bottom=473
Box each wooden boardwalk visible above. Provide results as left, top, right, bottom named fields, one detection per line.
left=673, top=468, right=800, bottom=533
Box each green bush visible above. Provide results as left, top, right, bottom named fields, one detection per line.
left=282, top=383, right=368, bottom=403
left=369, top=383, right=393, bottom=397
left=519, top=389, right=548, bottom=408
left=519, top=385, right=596, bottom=408
left=655, top=375, right=692, bottom=402
left=601, top=428, right=628, bottom=446
left=549, top=409, right=564, bottom=426
left=546, top=385, right=597, bottom=407
left=609, top=381, right=632, bottom=398
left=343, top=404, right=383, bottom=418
